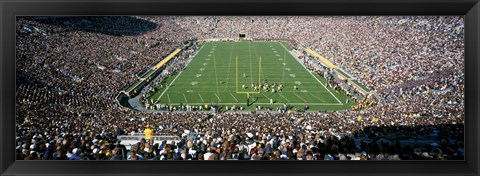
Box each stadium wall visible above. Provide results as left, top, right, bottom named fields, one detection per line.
left=116, top=92, right=133, bottom=109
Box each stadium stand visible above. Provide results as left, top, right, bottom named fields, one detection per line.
left=15, top=16, right=464, bottom=160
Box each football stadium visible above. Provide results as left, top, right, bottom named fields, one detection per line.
left=139, top=41, right=356, bottom=111
left=16, top=16, right=464, bottom=160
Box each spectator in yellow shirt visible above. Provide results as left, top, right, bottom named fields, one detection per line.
left=144, top=125, right=153, bottom=141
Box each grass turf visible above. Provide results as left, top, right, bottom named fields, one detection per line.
left=148, top=41, right=355, bottom=111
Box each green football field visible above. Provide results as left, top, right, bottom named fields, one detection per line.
left=148, top=41, right=355, bottom=111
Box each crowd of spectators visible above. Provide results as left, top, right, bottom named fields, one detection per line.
left=16, top=16, right=464, bottom=160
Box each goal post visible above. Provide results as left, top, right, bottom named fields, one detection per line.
left=235, top=56, right=262, bottom=94
left=236, top=56, right=262, bottom=106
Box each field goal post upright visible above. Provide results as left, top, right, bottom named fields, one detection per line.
left=236, top=56, right=262, bottom=106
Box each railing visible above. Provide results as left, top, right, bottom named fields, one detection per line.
left=117, top=133, right=181, bottom=150
left=118, top=133, right=179, bottom=141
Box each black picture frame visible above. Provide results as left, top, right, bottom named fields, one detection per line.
left=1, top=0, right=479, bottom=176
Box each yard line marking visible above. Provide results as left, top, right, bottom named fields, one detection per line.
left=155, top=71, right=183, bottom=103
left=198, top=93, right=205, bottom=102
left=167, top=94, right=171, bottom=103
left=308, top=71, right=342, bottom=104
left=294, top=93, right=308, bottom=102
left=224, top=42, right=235, bottom=91
left=261, top=93, right=269, bottom=98
left=214, top=93, right=222, bottom=102
left=154, top=43, right=209, bottom=104
left=183, top=93, right=188, bottom=102
left=309, top=92, right=325, bottom=103
left=160, top=90, right=328, bottom=93
left=279, top=94, right=291, bottom=103
left=251, top=42, right=265, bottom=81
left=191, top=42, right=208, bottom=58
left=248, top=42, right=254, bottom=84
left=213, top=51, right=220, bottom=96
left=282, top=43, right=287, bottom=83
left=279, top=42, right=343, bottom=105
left=161, top=102, right=343, bottom=106
left=230, top=93, right=239, bottom=102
